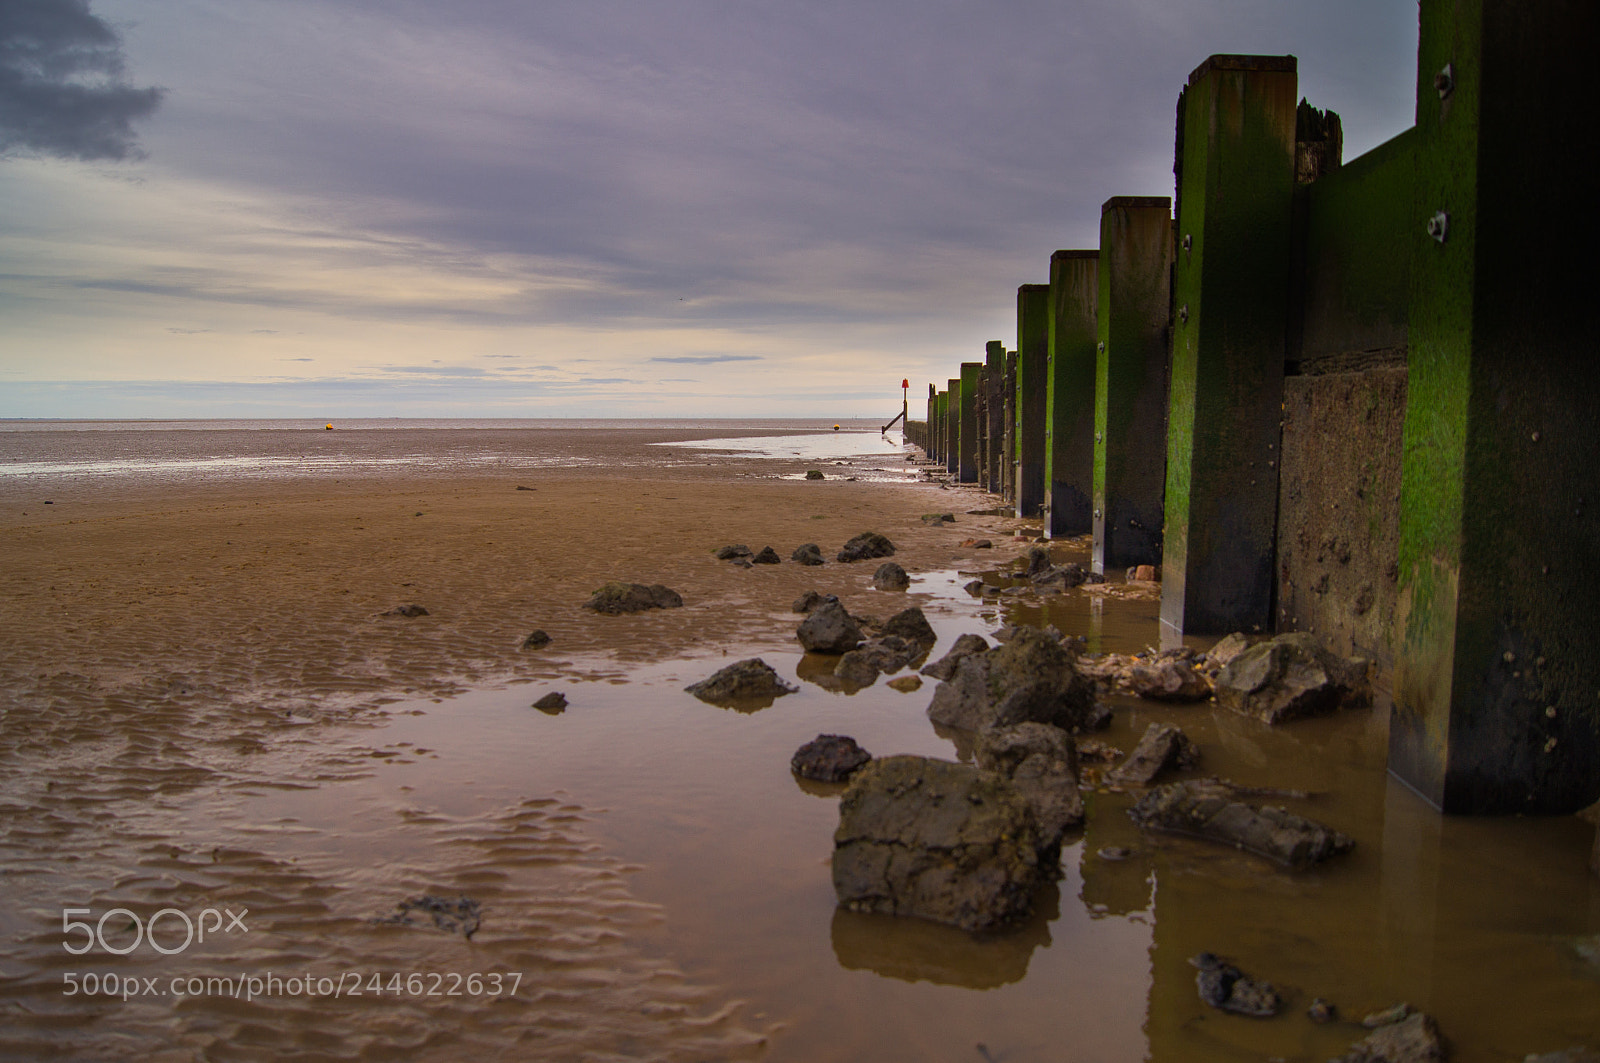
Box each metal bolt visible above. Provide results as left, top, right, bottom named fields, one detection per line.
left=1427, top=211, right=1449, bottom=243
left=1434, top=63, right=1454, bottom=99
left=1178, top=304, right=1189, bottom=323
left=1097, top=342, right=1105, bottom=353
left=1545, top=706, right=1557, bottom=719
left=1544, top=737, right=1557, bottom=753
left=1182, top=233, right=1192, bottom=253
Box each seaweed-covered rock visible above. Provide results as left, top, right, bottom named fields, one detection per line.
left=920, top=633, right=990, bottom=681
left=805, top=469, right=826, bottom=480
left=791, top=543, right=825, bottom=566
left=1332, top=1012, right=1445, bottom=1063
left=927, top=627, right=1097, bottom=733
left=1129, top=779, right=1354, bottom=867
left=797, top=599, right=864, bottom=654
left=1126, top=659, right=1212, bottom=702
left=792, top=734, right=872, bottom=782
left=685, top=658, right=798, bottom=704
left=832, top=756, right=1049, bottom=931
left=975, top=722, right=1083, bottom=845
left=584, top=581, right=684, bottom=614
left=1214, top=631, right=1370, bottom=724
left=872, top=561, right=910, bottom=590
left=837, top=531, right=896, bottom=563
left=1190, top=952, right=1280, bottom=1017
left=1105, top=723, right=1200, bottom=787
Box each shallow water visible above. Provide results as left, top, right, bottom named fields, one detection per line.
left=1, top=433, right=1596, bottom=1061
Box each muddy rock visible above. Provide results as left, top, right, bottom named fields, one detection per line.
left=975, top=722, right=1084, bottom=845
left=1332, top=1012, right=1445, bottom=1063
left=584, top=581, right=684, bottom=614
left=805, top=469, right=825, bottom=480
left=837, top=531, right=896, bottom=563
left=835, top=635, right=922, bottom=686
left=834, top=648, right=882, bottom=687
left=1032, top=562, right=1089, bottom=590
left=686, top=658, right=798, bottom=704
left=887, top=675, right=922, bottom=693
left=872, top=561, right=910, bottom=590
left=750, top=545, right=781, bottom=564
left=384, top=604, right=429, bottom=617
left=832, top=755, right=1049, bottom=932
left=532, top=691, right=568, bottom=712
left=920, top=633, right=990, bottom=681
left=792, top=590, right=829, bottom=613
left=715, top=544, right=753, bottom=561
left=927, top=627, right=1097, bottom=734
left=1214, top=631, right=1370, bottom=724
left=520, top=629, right=552, bottom=649
left=791, top=543, right=825, bottom=566
left=1105, top=724, right=1200, bottom=787
left=792, top=734, right=872, bottom=782
left=797, top=599, right=865, bottom=654
left=1129, top=779, right=1354, bottom=867
left=1190, top=952, right=1280, bottom=1017
left=377, top=895, right=481, bottom=938
left=879, top=606, right=937, bottom=649
left=1126, top=659, right=1213, bottom=702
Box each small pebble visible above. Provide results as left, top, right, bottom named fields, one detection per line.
left=1308, top=998, right=1336, bottom=1023
left=1097, top=846, right=1134, bottom=862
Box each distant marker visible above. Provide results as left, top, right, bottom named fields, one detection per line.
left=325, top=423, right=333, bottom=430
left=833, top=424, right=840, bottom=431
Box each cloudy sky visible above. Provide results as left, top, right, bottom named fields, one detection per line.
left=1, top=0, right=1419, bottom=419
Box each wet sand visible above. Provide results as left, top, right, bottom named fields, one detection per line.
left=2, top=427, right=1597, bottom=1061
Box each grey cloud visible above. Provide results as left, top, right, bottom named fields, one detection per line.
left=0, top=0, right=165, bottom=161
left=648, top=354, right=762, bottom=365
left=165, top=326, right=211, bottom=334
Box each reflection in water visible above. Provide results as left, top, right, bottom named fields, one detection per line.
left=830, top=880, right=1060, bottom=990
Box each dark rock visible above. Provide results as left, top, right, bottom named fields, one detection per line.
left=1129, top=779, right=1355, bottom=867
left=1189, top=952, right=1280, bottom=1017
left=1126, top=659, right=1212, bottom=702
left=872, top=561, right=910, bottom=590
left=1363, top=1003, right=1412, bottom=1028
left=927, top=627, right=1097, bottom=734
left=1032, top=562, right=1089, bottom=589
left=686, top=658, right=798, bottom=703
left=806, top=470, right=826, bottom=480
left=837, top=531, right=896, bottom=563
left=1105, top=723, right=1200, bottom=787
left=515, top=485, right=535, bottom=491
left=880, top=606, right=937, bottom=649
left=920, top=632, right=990, bottom=681
left=533, top=691, right=568, bottom=713
left=963, top=579, right=985, bottom=595
left=377, top=895, right=481, bottom=938
left=792, top=543, right=825, bottom=566
left=384, top=604, right=429, bottom=617
left=1332, top=1011, right=1445, bottom=1063
left=584, top=582, right=684, bottom=614
left=921, top=513, right=955, bottom=525
left=975, top=722, right=1084, bottom=845
left=1076, top=740, right=1124, bottom=763
left=1019, top=545, right=1053, bottom=577
left=832, top=756, right=1049, bottom=931
left=796, top=599, right=864, bottom=654
left=752, top=546, right=782, bottom=564
left=792, top=590, right=829, bottom=613
left=715, top=544, right=753, bottom=561
left=1309, top=997, right=1338, bottom=1023
left=836, top=635, right=923, bottom=686
left=1214, top=631, right=1370, bottom=724
left=971, top=539, right=993, bottom=548
left=520, top=629, right=552, bottom=649
left=1096, top=846, right=1133, bottom=861
left=834, top=648, right=882, bottom=687
left=792, top=734, right=872, bottom=782
left=1083, top=701, right=1114, bottom=732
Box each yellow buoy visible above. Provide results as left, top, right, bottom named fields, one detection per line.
left=832, top=424, right=840, bottom=431
left=325, top=423, right=333, bottom=430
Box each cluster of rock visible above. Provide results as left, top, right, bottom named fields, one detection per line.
left=795, top=598, right=940, bottom=688
left=712, top=531, right=896, bottom=567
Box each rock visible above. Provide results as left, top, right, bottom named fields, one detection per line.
left=532, top=691, right=568, bottom=713
left=1189, top=952, right=1280, bottom=1017
left=1205, top=631, right=1252, bottom=669
left=974, top=722, right=1084, bottom=845
left=797, top=599, right=864, bottom=654
left=685, top=658, right=798, bottom=704
left=836, top=635, right=923, bottom=686
left=806, top=469, right=826, bottom=480
left=791, top=543, right=825, bottom=566
left=1363, top=1003, right=1412, bottom=1028
left=872, top=561, right=910, bottom=590
left=963, top=579, right=985, bottom=595
left=880, top=605, right=937, bottom=649
left=887, top=675, right=923, bottom=693
left=793, top=590, right=828, bottom=613
left=1019, top=545, right=1053, bottom=577
left=714, top=544, right=753, bottom=561
left=1032, top=562, right=1089, bottom=590
left=1126, top=659, right=1213, bottom=702
left=832, top=756, right=1049, bottom=932
left=751, top=546, right=782, bottom=564
left=1332, top=1012, right=1445, bottom=1063
left=920, top=632, right=990, bottom=681
left=1128, top=779, right=1354, bottom=867
left=1127, top=564, right=1158, bottom=581
left=971, top=539, right=993, bottom=548
left=1076, top=740, right=1124, bottom=763
left=520, top=629, right=552, bottom=649
left=515, top=485, right=535, bottom=491
left=1214, top=631, right=1371, bottom=724
left=837, top=531, right=896, bottom=563
left=385, top=604, right=429, bottom=617
left=583, top=582, right=684, bottom=614
left=921, top=513, right=955, bottom=525
left=792, top=734, right=872, bottom=782
left=927, top=627, right=1098, bottom=734
left=1105, top=724, right=1200, bottom=787
left=377, top=895, right=481, bottom=938
left=1309, top=998, right=1338, bottom=1023
left=834, top=649, right=882, bottom=687
left=1097, top=846, right=1133, bottom=861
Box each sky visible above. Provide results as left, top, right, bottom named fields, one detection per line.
left=0, top=0, right=1420, bottom=419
